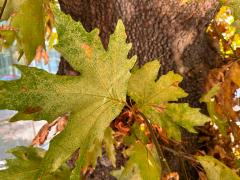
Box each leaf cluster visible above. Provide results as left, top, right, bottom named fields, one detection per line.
left=0, top=1, right=240, bottom=180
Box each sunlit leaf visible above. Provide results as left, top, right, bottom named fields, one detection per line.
left=0, top=7, right=136, bottom=179
left=128, top=61, right=210, bottom=140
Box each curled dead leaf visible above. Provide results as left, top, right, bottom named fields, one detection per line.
left=35, top=45, right=49, bottom=64
left=154, top=125, right=169, bottom=144
left=198, top=171, right=208, bottom=180
left=31, top=123, right=50, bottom=146
left=32, top=115, right=68, bottom=146
left=205, top=61, right=240, bottom=121
left=162, top=172, right=179, bottom=180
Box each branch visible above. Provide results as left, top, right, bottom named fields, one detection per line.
left=137, top=111, right=171, bottom=173
left=0, top=0, right=8, bottom=19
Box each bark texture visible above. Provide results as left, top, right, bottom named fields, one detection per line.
left=58, top=0, right=221, bottom=108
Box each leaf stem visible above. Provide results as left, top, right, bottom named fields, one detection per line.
left=137, top=111, right=171, bottom=173
left=0, top=0, right=8, bottom=19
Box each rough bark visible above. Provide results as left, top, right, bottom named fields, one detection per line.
left=56, top=0, right=222, bottom=178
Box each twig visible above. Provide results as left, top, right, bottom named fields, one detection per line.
left=161, top=145, right=197, bottom=162
left=0, top=0, right=8, bottom=19
left=137, top=111, right=171, bottom=173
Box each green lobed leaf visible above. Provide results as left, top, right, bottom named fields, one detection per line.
left=112, top=142, right=161, bottom=180
left=11, top=0, right=45, bottom=64
left=0, top=8, right=135, bottom=180
left=128, top=60, right=210, bottom=140
left=0, top=146, right=71, bottom=180
left=197, top=156, right=240, bottom=180
left=128, top=60, right=187, bottom=107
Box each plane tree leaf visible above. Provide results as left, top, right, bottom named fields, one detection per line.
left=128, top=61, right=210, bottom=140
left=111, top=142, right=161, bottom=180
left=37, top=10, right=135, bottom=179
left=11, top=0, right=45, bottom=64
left=0, top=8, right=136, bottom=179
left=197, top=156, right=240, bottom=180
left=0, top=146, right=71, bottom=180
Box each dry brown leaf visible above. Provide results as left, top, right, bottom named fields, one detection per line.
left=34, top=45, right=49, bottom=64
left=209, top=145, right=227, bottom=159
left=162, top=172, right=179, bottom=180
left=205, top=61, right=240, bottom=121
left=56, top=115, right=68, bottom=132
left=32, top=115, right=68, bottom=146
left=31, top=123, right=50, bottom=145
left=154, top=125, right=169, bottom=144
left=198, top=171, right=207, bottom=180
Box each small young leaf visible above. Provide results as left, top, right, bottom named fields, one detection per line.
left=112, top=142, right=161, bottom=180
left=197, top=156, right=240, bottom=180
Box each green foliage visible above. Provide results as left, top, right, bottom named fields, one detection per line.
left=112, top=143, right=161, bottom=180
left=0, top=6, right=137, bottom=179
left=1, top=2, right=239, bottom=180
left=128, top=61, right=210, bottom=140
left=0, top=146, right=70, bottom=180
left=38, top=10, right=135, bottom=179
left=11, top=0, right=45, bottom=64
left=197, top=156, right=240, bottom=180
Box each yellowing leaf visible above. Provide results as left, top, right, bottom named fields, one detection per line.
left=112, top=143, right=161, bottom=180
left=128, top=60, right=187, bottom=107
left=0, top=0, right=26, bottom=20
left=11, top=0, right=45, bottom=64
left=197, top=156, right=240, bottom=180
left=0, top=7, right=136, bottom=179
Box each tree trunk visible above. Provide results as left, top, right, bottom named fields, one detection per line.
left=57, top=0, right=222, bottom=178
